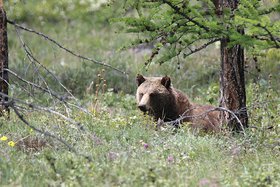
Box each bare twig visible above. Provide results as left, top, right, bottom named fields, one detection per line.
left=0, top=92, right=84, bottom=130
left=6, top=100, right=92, bottom=161
left=14, top=27, right=76, bottom=99
left=7, top=19, right=127, bottom=75
left=6, top=68, right=92, bottom=116
left=166, top=106, right=246, bottom=134
left=1, top=91, right=93, bottom=161
left=6, top=68, right=63, bottom=100
left=11, top=27, right=92, bottom=115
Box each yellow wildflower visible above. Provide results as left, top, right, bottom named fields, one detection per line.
left=0, top=136, right=8, bottom=141
left=8, top=141, right=15, bottom=147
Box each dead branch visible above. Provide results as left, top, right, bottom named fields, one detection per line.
left=6, top=68, right=92, bottom=116
left=1, top=91, right=93, bottom=161
left=9, top=27, right=93, bottom=115
left=6, top=68, right=63, bottom=100
left=5, top=100, right=92, bottom=161
left=166, top=106, right=246, bottom=134
left=0, top=92, right=84, bottom=130
left=14, top=27, right=75, bottom=99
left=7, top=19, right=127, bottom=75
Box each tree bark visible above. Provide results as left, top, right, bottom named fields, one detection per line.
left=220, top=37, right=248, bottom=131
left=214, top=0, right=248, bottom=131
left=0, top=1, right=9, bottom=116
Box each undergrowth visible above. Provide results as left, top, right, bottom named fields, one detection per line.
left=1, top=1, right=279, bottom=186
left=1, top=83, right=279, bottom=186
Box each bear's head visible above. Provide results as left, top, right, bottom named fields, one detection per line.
left=136, top=74, right=176, bottom=120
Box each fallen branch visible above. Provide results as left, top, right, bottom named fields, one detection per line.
left=0, top=92, right=84, bottom=130
left=9, top=101, right=92, bottom=161
left=1, top=93, right=93, bottom=161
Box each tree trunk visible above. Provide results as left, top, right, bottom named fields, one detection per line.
left=0, top=0, right=9, bottom=116
left=220, top=37, right=248, bottom=131
left=214, top=0, right=248, bottom=131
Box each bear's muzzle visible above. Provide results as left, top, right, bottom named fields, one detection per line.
left=138, top=104, right=148, bottom=112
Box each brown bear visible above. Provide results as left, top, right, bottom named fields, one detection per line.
left=136, top=74, right=221, bottom=132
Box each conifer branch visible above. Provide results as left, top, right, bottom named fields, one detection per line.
left=259, top=5, right=280, bottom=15
left=161, top=0, right=210, bottom=32
left=255, top=24, right=280, bottom=48
left=183, top=38, right=220, bottom=58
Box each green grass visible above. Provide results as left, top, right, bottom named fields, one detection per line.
left=1, top=1, right=279, bottom=186
left=0, top=90, right=279, bottom=186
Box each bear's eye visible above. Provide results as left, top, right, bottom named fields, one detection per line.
left=139, top=93, right=144, bottom=98
left=150, top=92, right=158, bottom=97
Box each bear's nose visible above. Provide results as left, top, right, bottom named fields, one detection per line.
left=138, top=105, right=147, bottom=112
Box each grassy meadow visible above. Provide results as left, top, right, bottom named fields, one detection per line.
left=1, top=1, right=279, bottom=186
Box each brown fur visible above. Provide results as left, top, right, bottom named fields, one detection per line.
left=136, top=74, right=221, bottom=132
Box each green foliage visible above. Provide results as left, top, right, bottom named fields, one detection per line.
left=115, top=0, right=280, bottom=64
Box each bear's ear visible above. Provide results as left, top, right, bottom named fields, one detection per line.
left=161, top=76, right=171, bottom=89
left=136, top=74, right=146, bottom=86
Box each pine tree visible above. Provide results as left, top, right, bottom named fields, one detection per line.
left=116, top=0, right=280, bottom=131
